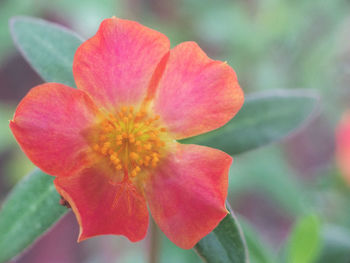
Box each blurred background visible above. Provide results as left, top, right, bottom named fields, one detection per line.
left=1, top=0, right=350, bottom=262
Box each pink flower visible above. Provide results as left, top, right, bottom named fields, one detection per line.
left=10, top=17, right=244, bottom=249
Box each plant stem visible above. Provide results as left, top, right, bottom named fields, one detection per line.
left=149, top=218, right=160, bottom=263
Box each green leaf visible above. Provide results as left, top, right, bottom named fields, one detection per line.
left=194, top=203, right=249, bottom=263
left=10, top=16, right=83, bottom=87
left=239, top=217, right=276, bottom=263
left=0, top=169, right=68, bottom=263
left=180, top=90, right=318, bottom=155
left=287, top=214, right=322, bottom=263
left=0, top=0, right=41, bottom=61
left=316, top=225, right=350, bottom=263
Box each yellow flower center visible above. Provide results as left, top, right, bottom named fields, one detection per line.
left=92, top=106, right=169, bottom=178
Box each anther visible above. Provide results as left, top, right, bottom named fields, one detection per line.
left=144, top=143, right=152, bottom=150
left=104, top=142, right=111, bottom=147
left=93, top=107, right=167, bottom=174
left=130, top=152, right=139, bottom=160
left=101, top=148, right=108, bottom=155
left=110, top=154, right=117, bottom=161
left=112, top=158, right=120, bottom=164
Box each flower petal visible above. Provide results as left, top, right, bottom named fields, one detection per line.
left=336, top=111, right=350, bottom=184
left=73, top=17, right=170, bottom=111
left=54, top=165, right=149, bottom=242
left=10, top=83, right=99, bottom=177
left=145, top=143, right=231, bottom=249
left=153, top=41, right=244, bottom=140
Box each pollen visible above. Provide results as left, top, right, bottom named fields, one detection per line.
left=92, top=106, right=168, bottom=179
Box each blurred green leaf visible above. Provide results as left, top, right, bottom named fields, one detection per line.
left=10, top=16, right=83, bottom=87
left=229, top=146, right=307, bottom=217
left=194, top=203, right=249, bottom=263
left=46, top=0, right=120, bottom=38
left=239, top=217, right=276, bottom=263
left=316, top=225, right=350, bottom=263
left=180, top=90, right=318, bottom=155
left=3, top=149, right=35, bottom=184
left=0, top=169, right=67, bottom=263
left=0, top=104, right=15, bottom=154
left=0, top=0, right=42, bottom=61
left=287, top=214, right=322, bottom=263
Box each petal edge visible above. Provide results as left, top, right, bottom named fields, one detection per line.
left=146, top=143, right=231, bottom=249
left=154, top=41, right=244, bottom=140
left=10, top=83, right=100, bottom=177
left=73, top=17, right=170, bottom=111
left=55, top=166, right=149, bottom=242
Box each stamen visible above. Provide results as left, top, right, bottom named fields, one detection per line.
left=92, top=106, right=168, bottom=179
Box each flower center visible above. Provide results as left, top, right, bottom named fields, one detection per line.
left=92, top=106, right=168, bottom=178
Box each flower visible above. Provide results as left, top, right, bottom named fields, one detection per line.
left=10, top=17, right=244, bottom=249
left=336, top=110, right=350, bottom=184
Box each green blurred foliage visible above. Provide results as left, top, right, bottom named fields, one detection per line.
left=286, top=214, right=322, bottom=263
left=229, top=146, right=308, bottom=217
left=1, top=0, right=350, bottom=262
left=0, top=169, right=66, bottom=263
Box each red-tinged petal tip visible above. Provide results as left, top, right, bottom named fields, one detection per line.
left=336, top=110, right=350, bottom=184
left=146, top=143, right=231, bottom=249
left=73, top=17, right=170, bottom=111
left=10, top=83, right=100, bottom=177
left=54, top=165, right=149, bottom=242
left=154, top=41, right=244, bottom=140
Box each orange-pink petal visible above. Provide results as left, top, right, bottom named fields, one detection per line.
left=336, top=111, right=350, bottom=184
left=54, top=165, right=149, bottom=242
left=145, top=143, right=231, bottom=249
left=153, top=41, right=244, bottom=140
left=10, top=83, right=100, bottom=177
left=73, top=17, right=170, bottom=111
